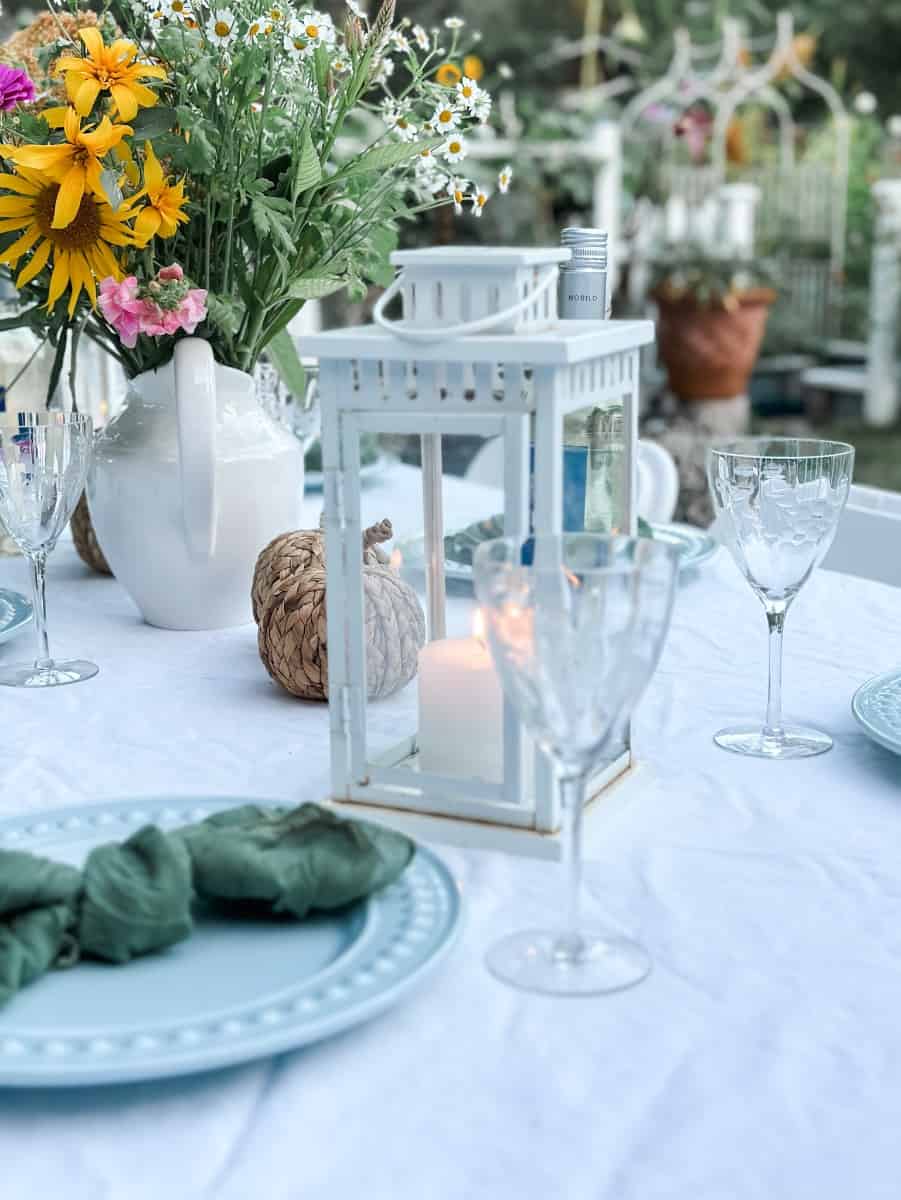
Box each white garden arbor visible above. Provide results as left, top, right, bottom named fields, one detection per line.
left=621, top=12, right=850, bottom=342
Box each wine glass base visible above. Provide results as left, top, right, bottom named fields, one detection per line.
left=485, top=928, right=651, bottom=996
left=0, top=660, right=99, bottom=688
left=714, top=724, right=832, bottom=759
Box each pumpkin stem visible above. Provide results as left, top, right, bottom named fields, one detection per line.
left=363, top=518, right=393, bottom=553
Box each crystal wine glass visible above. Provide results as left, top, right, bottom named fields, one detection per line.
left=708, top=437, right=854, bottom=758
left=473, top=534, right=680, bottom=996
left=0, top=412, right=97, bottom=687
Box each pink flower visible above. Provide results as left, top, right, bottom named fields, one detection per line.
left=99, top=267, right=208, bottom=347
left=180, top=289, right=207, bottom=333
left=0, top=65, right=35, bottom=112
left=99, top=276, right=144, bottom=349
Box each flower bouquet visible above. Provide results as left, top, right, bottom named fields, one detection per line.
left=0, top=0, right=512, bottom=630
left=0, top=0, right=510, bottom=395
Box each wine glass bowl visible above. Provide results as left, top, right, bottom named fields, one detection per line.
left=473, top=534, right=680, bottom=996
left=0, top=412, right=97, bottom=687
left=708, top=438, right=854, bottom=758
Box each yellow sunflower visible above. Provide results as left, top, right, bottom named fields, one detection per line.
left=54, top=27, right=167, bottom=122
left=0, top=167, right=133, bottom=315
left=122, top=142, right=189, bottom=245
left=3, top=106, right=132, bottom=230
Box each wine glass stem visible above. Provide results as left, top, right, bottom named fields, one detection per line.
left=29, top=550, right=52, bottom=670
left=556, top=768, right=589, bottom=962
left=764, top=605, right=786, bottom=739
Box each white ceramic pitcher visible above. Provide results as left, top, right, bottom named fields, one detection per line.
left=89, top=338, right=303, bottom=629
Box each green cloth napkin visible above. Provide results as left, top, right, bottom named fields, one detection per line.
left=0, top=803, right=414, bottom=1010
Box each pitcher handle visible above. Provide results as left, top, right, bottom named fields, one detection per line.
left=174, top=337, right=217, bottom=560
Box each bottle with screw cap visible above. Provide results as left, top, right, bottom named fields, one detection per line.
left=557, top=228, right=625, bottom=532
left=558, top=227, right=611, bottom=320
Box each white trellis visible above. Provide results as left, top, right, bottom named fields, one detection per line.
left=622, top=12, right=849, bottom=341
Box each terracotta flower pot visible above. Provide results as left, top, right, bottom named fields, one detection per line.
left=654, top=288, right=776, bottom=402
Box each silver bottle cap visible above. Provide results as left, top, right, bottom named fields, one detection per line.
left=560, top=227, right=609, bottom=269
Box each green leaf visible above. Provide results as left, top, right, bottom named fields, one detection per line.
left=286, top=275, right=348, bottom=301
left=46, top=327, right=68, bottom=410
left=293, top=128, right=322, bottom=197
left=338, top=139, right=443, bottom=179
left=250, top=196, right=271, bottom=240
left=129, top=106, right=177, bottom=140
left=152, top=132, right=192, bottom=171
left=18, top=112, right=50, bottom=144
left=206, top=293, right=243, bottom=337
left=266, top=327, right=307, bottom=399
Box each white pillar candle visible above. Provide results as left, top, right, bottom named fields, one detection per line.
left=417, top=634, right=504, bottom=782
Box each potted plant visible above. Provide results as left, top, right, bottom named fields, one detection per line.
left=0, top=2, right=508, bottom=628
left=651, top=247, right=777, bottom=403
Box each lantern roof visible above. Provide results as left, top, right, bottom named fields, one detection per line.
left=302, top=319, right=654, bottom=366
left=389, top=247, right=571, bottom=269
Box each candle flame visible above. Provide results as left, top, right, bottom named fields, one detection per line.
left=472, top=608, right=487, bottom=643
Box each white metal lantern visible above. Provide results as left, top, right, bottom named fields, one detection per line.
left=304, top=247, right=653, bottom=857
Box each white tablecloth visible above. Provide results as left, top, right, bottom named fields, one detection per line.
left=1, top=462, right=901, bottom=1200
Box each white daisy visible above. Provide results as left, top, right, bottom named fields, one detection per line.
left=444, top=16, right=465, bottom=29
left=296, top=10, right=336, bottom=49
left=450, top=177, right=469, bottom=215
left=431, top=103, right=461, bottom=133
left=373, top=56, right=395, bottom=83
left=441, top=135, right=467, bottom=164
left=245, top=15, right=265, bottom=41
left=390, top=29, right=410, bottom=53
left=383, top=105, right=419, bottom=142
left=147, top=6, right=167, bottom=31
left=207, top=8, right=236, bottom=45
left=412, top=24, right=430, bottom=50
left=497, top=163, right=513, bottom=194
left=167, top=0, right=191, bottom=18
left=455, top=76, right=483, bottom=113
left=266, top=4, right=288, bottom=21
left=472, top=92, right=492, bottom=122
left=472, top=186, right=491, bottom=217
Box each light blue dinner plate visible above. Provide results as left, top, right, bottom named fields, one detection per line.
left=397, top=521, right=717, bottom=593
left=0, top=797, right=461, bottom=1088
left=646, top=522, right=719, bottom=574
left=852, top=671, right=901, bottom=756
left=0, top=588, right=31, bottom=644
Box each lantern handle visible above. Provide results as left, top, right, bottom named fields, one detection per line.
left=372, top=266, right=559, bottom=342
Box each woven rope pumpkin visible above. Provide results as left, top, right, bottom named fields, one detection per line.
left=71, top=492, right=113, bottom=576
left=254, top=518, right=425, bottom=701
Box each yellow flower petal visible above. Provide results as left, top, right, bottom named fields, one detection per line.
left=110, top=84, right=138, bottom=122
left=16, top=238, right=51, bottom=288
left=133, top=204, right=162, bottom=246
left=42, top=106, right=72, bottom=130
left=54, top=55, right=88, bottom=75
left=8, top=144, right=74, bottom=172
left=0, top=172, right=40, bottom=196
left=143, top=141, right=164, bottom=192
left=79, top=27, right=106, bottom=60
left=0, top=196, right=34, bottom=215
left=0, top=216, right=31, bottom=232
left=47, top=249, right=71, bottom=311
left=52, top=164, right=86, bottom=228
left=74, top=76, right=102, bottom=116
left=0, top=224, right=40, bottom=265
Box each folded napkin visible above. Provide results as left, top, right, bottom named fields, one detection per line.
left=0, top=803, right=414, bottom=1009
